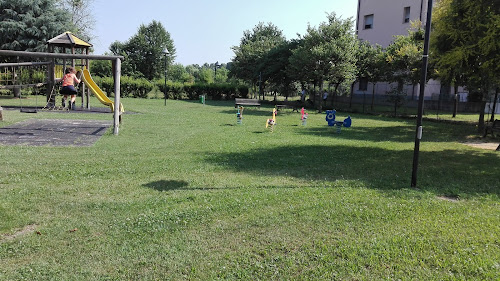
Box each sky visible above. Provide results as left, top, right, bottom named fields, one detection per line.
left=90, top=0, right=358, bottom=66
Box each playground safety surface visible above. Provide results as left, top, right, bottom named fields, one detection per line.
left=0, top=119, right=112, bottom=146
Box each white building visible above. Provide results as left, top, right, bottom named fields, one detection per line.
left=354, top=0, right=467, bottom=101
left=356, top=0, right=429, bottom=48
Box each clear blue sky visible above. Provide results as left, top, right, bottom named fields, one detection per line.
left=91, top=0, right=357, bottom=65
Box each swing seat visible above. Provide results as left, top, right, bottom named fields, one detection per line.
left=20, top=108, right=38, bottom=113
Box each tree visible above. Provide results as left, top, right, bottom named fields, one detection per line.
left=111, top=20, right=176, bottom=80
left=353, top=40, right=384, bottom=110
left=431, top=0, right=499, bottom=130
left=383, top=25, right=424, bottom=96
left=231, top=22, right=286, bottom=98
left=0, top=0, right=69, bottom=52
left=56, top=0, right=95, bottom=41
left=90, top=59, right=111, bottom=77
left=257, top=40, right=299, bottom=100
left=168, top=63, right=193, bottom=84
left=289, top=12, right=358, bottom=111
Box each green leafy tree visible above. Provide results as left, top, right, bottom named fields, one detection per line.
left=383, top=25, right=424, bottom=95
left=353, top=40, right=384, bottom=109
left=185, top=64, right=200, bottom=82
left=198, top=68, right=213, bottom=84
left=289, top=12, right=358, bottom=111
left=0, top=0, right=68, bottom=52
left=111, top=20, right=176, bottom=80
left=89, top=59, right=111, bottom=77
left=231, top=22, right=286, bottom=98
left=259, top=40, right=300, bottom=100
left=431, top=0, right=499, bottom=129
left=168, top=63, right=194, bottom=84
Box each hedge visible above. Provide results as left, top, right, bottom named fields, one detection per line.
left=92, top=76, right=248, bottom=100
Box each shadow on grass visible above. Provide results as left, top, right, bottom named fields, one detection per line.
left=298, top=121, right=476, bottom=143
left=219, top=108, right=273, bottom=117
left=143, top=180, right=189, bottom=192
left=203, top=144, right=500, bottom=197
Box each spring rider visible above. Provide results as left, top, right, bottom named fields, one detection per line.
left=325, top=109, right=351, bottom=133
left=301, top=107, right=308, bottom=126
left=237, top=106, right=244, bottom=125
left=266, top=107, right=277, bottom=132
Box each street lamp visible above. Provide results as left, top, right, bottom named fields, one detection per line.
left=411, top=0, right=433, bottom=187
left=163, top=48, right=170, bottom=106
left=214, top=61, right=221, bottom=83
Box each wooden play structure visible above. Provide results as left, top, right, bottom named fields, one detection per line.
left=0, top=32, right=124, bottom=135
left=47, top=32, right=92, bottom=109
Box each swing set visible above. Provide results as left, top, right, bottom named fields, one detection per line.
left=0, top=33, right=125, bottom=135
left=0, top=61, right=49, bottom=113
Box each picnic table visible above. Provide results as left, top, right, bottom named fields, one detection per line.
left=484, top=119, right=500, bottom=137
left=235, top=98, right=260, bottom=108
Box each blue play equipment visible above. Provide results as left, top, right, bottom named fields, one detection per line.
left=325, top=110, right=351, bottom=133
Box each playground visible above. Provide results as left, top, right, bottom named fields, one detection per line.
left=0, top=28, right=499, bottom=281
left=0, top=97, right=499, bottom=280
left=0, top=32, right=124, bottom=135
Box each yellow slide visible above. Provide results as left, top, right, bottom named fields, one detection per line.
left=82, top=69, right=124, bottom=112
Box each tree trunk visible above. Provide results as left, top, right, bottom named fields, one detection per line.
left=318, top=81, right=323, bottom=113
left=478, top=100, right=487, bottom=134
left=452, top=84, right=459, bottom=118
left=371, top=82, right=376, bottom=111
left=349, top=82, right=355, bottom=108
left=490, top=91, right=498, bottom=122
left=333, top=84, right=339, bottom=108
left=13, top=88, right=21, bottom=98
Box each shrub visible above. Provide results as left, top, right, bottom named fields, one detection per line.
left=94, top=75, right=249, bottom=100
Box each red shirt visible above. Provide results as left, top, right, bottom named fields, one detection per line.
left=62, top=73, right=80, bottom=87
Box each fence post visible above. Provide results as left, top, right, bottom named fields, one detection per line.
left=113, top=58, right=121, bottom=135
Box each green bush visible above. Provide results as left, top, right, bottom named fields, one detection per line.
left=93, top=75, right=249, bottom=100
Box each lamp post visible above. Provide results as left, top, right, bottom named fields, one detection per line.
left=163, top=48, right=169, bottom=106
left=214, top=61, right=221, bottom=83
left=411, top=0, right=433, bottom=187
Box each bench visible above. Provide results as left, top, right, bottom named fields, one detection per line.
left=276, top=100, right=301, bottom=112
left=484, top=119, right=500, bottom=137
left=235, top=98, right=260, bottom=108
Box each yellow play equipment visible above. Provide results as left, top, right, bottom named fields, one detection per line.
left=266, top=107, right=277, bottom=132
left=82, top=69, right=124, bottom=112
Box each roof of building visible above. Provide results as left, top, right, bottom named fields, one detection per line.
left=47, top=32, right=92, bottom=48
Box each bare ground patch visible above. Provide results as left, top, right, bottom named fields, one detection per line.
left=1, top=224, right=38, bottom=242
left=462, top=141, right=499, bottom=151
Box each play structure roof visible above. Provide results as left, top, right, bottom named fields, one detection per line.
left=47, top=32, right=92, bottom=48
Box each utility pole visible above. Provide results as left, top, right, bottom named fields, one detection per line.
left=411, top=0, right=434, bottom=188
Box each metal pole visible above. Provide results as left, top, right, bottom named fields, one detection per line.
left=113, top=58, right=121, bottom=135
left=164, top=57, right=167, bottom=106
left=411, top=0, right=433, bottom=188
left=163, top=48, right=169, bottom=106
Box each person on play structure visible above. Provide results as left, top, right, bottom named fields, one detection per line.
left=60, top=67, right=81, bottom=110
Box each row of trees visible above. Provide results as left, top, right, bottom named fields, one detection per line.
left=229, top=1, right=498, bottom=127
left=1, top=0, right=497, bottom=129
left=90, top=20, right=232, bottom=84
left=91, top=58, right=231, bottom=85
left=229, top=13, right=424, bottom=111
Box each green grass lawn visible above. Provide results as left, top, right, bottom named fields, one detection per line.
left=1, top=98, right=499, bottom=280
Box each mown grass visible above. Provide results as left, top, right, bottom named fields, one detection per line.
left=0, top=98, right=499, bottom=280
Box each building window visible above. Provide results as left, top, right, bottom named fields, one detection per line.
left=404, top=7, right=411, bottom=23
left=364, top=14, right=373, bottom=29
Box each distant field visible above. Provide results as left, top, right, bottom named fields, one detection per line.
left=1, top=98, right=498, bottom=280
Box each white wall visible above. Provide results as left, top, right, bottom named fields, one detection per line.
left=356, top=0, right=427, bottom=47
